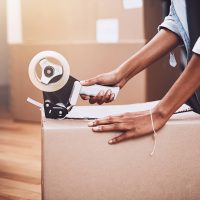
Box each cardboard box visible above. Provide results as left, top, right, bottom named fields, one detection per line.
left=21, top=0, right=145, bottom=42
left=42, top=102, right=200, bottom=200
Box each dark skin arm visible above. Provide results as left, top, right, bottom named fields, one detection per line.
left=81, top=28, right=200, bottom=144
left=88, top=53, right=200, bottom=144
left=81, top=29, right=181, bottom=104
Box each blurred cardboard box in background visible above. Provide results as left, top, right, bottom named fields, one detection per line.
left=21, top=0, right=144, bottom=42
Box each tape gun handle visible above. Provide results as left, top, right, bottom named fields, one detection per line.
left=80, top=84, right=120, bottom=99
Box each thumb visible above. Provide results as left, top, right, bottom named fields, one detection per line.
left=80, top=76, right=100, bottom=86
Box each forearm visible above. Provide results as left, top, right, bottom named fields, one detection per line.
left=116, top=29, right=181, bottom=81
left=155, top=54, right=200, bottom=121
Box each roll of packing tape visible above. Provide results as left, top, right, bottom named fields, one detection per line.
left=28, top=51, right=70, bottom=92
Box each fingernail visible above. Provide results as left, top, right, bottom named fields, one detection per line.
left=88, top=121, right=95, bottom=127
left=85, top=96, right=90, bottom=100
left=92, top=127, right=99, bottom=131
left=80, top=80, right=86, bottom=85
left=108, top=139, right=113, bottom=144
left=107, top=90, right=111, bottom=96
left=111, top=93, right=115, bottom=99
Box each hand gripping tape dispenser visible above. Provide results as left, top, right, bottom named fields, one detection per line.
left=28, top=51, right=119, bottom=119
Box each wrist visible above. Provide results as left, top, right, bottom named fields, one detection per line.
left=114, top=55, right=143, bottom=86
left=119, top=55, right=143, bottom=78
left=152, top=105, right=172, bottom=123
left=113, top=67, right=128, bottom=83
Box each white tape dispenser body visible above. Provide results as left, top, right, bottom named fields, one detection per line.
left=28, top=51, right=119, bottom=119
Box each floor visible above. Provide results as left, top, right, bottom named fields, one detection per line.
left=0, top=111, right=41, bottom=200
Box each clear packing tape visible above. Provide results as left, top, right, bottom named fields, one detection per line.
left=28, top=51, right=70, bottom=92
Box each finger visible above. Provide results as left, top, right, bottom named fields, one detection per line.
left=97, top=90, right=112, bottom=104
left=80, top=94, right=90, bottom=100
left=80, top=76, right=100, bottom=86
left=106, top=93, right=115, bottom=103
left=92, top=123, right=125, bottom=132
left=89, top=97, right=97, bottom=104
left=89, top=90, right=104, bottom=104
left=108, top=132, right=133, bottom=144
left=103, top=90, right=112, bottom=103
left=88, top=115, right=122, bottom=127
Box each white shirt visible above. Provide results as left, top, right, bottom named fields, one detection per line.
left=160, top=0, right=200, bottom=55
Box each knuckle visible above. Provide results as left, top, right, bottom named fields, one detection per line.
left=97, top=101, right=103, bottom=105
left=122, top=124, right=129, bottom=130
left=89, top=99, right=95, bottom=104
left=126, top=124, right=133, bottom=130
left=108, top=95, right=114, bottom=102
left=114, top=137, right=120, bottom=143
left=124, top=133, right=131, bottom=139
left=118, top=134, right=126, bottom=141
left=97, top=126, right=102, bottom=131
left=107, top=116, right=113, bottom=122
left=94, top=120, right=100, bottom=125
left=104, top=96, right=111, bottom=103
left=86, top=79, right=93, bottom=85
left=124, top=112, right=131, bottom=117
left=100, top=126, right=105, bottom=131
left=104, top=96, right=109, bottom=102
left=118, top=114, right=124, bottom=119
left=126, top=131, right=133, bottom=137
left=82, top=96, right=89, bottom=100
left=113, top=123, right=119, bottom=129
left=97, top=95, right=104, bottom=101
left=119, top=123, right=126, bottom=130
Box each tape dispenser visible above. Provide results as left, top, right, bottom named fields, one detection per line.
left=28, top=51, right=119, bottom=119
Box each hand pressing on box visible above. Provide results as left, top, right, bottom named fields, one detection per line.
left=87, top=53, right=200, bottom=144
left=88, top=109, right=167, bottom=144
left=80, top=70, right=128, bottom=105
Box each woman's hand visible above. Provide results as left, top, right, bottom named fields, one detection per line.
left=80, top=70, right=128, bottom=105
left=88, top=109, right=167, bottom=144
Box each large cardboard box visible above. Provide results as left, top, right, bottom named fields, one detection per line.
left=42, top=102, right=200, bottom=200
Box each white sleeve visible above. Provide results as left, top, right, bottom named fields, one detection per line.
left=192, top=37, right=200, bottom=55
left=158, top=5, right=181, bottom=38
left=158, top=4, right=180, bottom=67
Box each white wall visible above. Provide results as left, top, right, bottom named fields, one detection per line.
left=6, top=0, right=22, bottom=43
left=0, top=0, right=8, bottom=86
